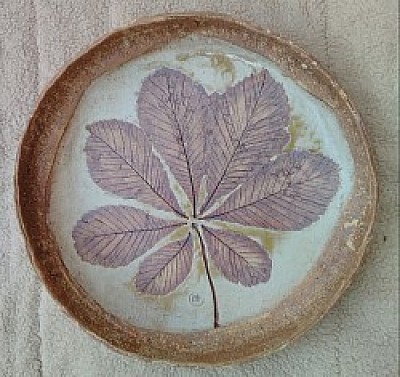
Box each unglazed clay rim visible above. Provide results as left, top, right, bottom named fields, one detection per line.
left=15, top=13, right=377, bottom=365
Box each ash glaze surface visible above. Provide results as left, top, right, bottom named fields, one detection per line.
left=50, top=36, right=353, bottom=332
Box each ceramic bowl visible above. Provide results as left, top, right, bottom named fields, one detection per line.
left=15, top=13, right=377, bottom=365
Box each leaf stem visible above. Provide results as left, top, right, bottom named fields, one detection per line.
left=193, top=225, right=219, bottom=329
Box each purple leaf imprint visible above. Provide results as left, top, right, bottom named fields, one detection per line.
left=200, top=69, right=290, bottom=213
left=205, top=151, right=340, bottom=230
left=138, top=68, right=208, bottom=215
left=202, top=227, right=272, bottom=286
left=72, top=206, right=182, bottom=267
left=74, top=67, right=341, bottom=329
left=85, top=120, right=183, bottom=215
left=135, top=234, right=193, bottom=295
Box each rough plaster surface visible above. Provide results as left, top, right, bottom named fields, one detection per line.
left=0, top=1, right=398, bottom=376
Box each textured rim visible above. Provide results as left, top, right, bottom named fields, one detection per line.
left=15, top=13, right=377, bottom=365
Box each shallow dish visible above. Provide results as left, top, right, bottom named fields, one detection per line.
left=16, top=13, right=377, bottom=364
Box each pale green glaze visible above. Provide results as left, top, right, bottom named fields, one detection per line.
left=49, top=35, right=354, bottom=332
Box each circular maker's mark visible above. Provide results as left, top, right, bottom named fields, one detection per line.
left=188, top=293, right=204, bottom=306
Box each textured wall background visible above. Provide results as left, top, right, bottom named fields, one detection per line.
left=0, top=1, right=398, bottom=376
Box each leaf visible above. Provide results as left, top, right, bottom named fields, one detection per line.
left=85, top=120, right=183, bottom=215
left=72, top=205, right=182, bottom=267
left=200, top=69, right=290, bottom=213
left=137, top=68, right=208, bottom=215
left=75, top=67, right=342, bottom=328
left=202, top=226, right=272, bottom=286
left=135, top=234, right=193, bottom=294
left=205, top=150, right=340, bottom=230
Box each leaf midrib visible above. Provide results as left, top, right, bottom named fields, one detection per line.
left=203, top=166, right=338, bottom=219
left=80, top=223, right=181, bottom=240
left=200, top=78, right=267, bottom=214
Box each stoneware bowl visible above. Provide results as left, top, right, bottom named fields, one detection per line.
left=15, top=13, right=377, bottom=365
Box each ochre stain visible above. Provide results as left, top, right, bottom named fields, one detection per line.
left=127, top=279, right=189, bottom=314
left=208, top=258, right=221, bottom=277
left=176, top=51, right=236, bottom=82
left=243, top=227, right=276, bottom=252
left=168, top=225, right=190, bottom=242
left=284, top=115, right=306, bottom=152
left=197, top=176, right=208, bottom=210
left=194, top=253, right=221, bottom=281
left=209, top=54, right=236, bottom=81
left=175, top=52, right=192, bottom=62
left=172, top=182, right=192, bottom=217
left=308, top=138, right=322, bottom=153
left=183, top=202, right=193, bottom=217
left=191, top=232, right=204, bottom=282
left=193, top=229, right=221, bottom=281
left=217, top=222, right=280, bottom=253
left=144, top=62, right=196, bottom=79
left=194, top=256, right=206, bottom=282
left=156, top=294, right=175, bottom=312
left=284, top=115, right=323, bottom=153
